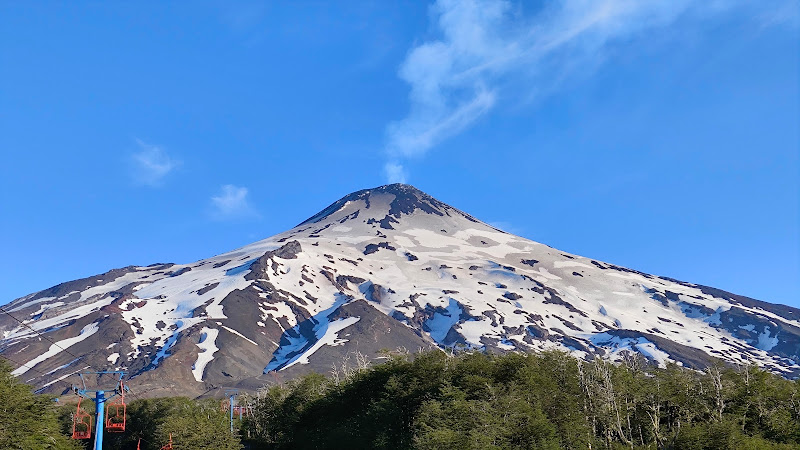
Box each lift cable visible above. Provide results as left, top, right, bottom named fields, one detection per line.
left=0, top=354, right=82, bottom=394
left=0, top=354, right=54, bottom=378
left=0, top=305, right=86, bottom=363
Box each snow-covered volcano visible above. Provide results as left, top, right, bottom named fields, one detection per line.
left=2, top=184, right=798, bottom=396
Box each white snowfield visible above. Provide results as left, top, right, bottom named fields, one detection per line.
left=11, top=322, right=99, bottom=376
left=2, top=184, right=798, bottom=390
left=191, top=327, right=219, bottom=382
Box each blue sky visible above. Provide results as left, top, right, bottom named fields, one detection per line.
left=1, top=1, right=797, bottom=307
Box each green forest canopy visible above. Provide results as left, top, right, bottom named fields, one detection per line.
left=2, top=350, right=799, bottom=449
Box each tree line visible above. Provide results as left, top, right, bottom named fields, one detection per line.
left=1, top=350, right=799, bottom=449
left=241, top=350, right=800, bottom=449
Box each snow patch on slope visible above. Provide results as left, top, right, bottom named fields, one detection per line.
left=264, top=294, right=356, bottom=372
left=282, top=317, right=361, bottom=370
left=590, top=333, right=672, bottom=368
left=756, top=327, right=779, bottom=351
left=192, top=327, right=219, bottom=382
left=426, top=298, right=464, bottom=344
left=121, top=252, right=273, bottom=362
left=11, top=322, right=99, bottom=375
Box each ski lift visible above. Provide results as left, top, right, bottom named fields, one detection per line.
left=233, top=405, right=248, bottom=417
left=222, top=399, right=248, bottom=416
left=71, top=397, right=92, bottom=439
left=105, top=380, right=127, bottom=432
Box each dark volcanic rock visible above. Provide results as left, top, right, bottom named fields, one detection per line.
left=297, top=184, right=479, bottom=226
left=364, top=283, right=384, bottom=303
left=602, top=329, right=720, bottom=370
left=363, top=242, right=396, bottom=255
left=715, top=306, right=800, bottom=364
left=526, top=324, right=549, bottom=340
left=543, top=288, right=587, bottom=317
left=169, top=267, right=191, bottom=277
left=196, top=283, right=218, bottom=296
left=273, top=300, right=436, bottom=378
left=246, top=241, right=303, bottom=281
left=335, top=275, right=366, bottom=289
left=697, top=285, right=800, bottom=323
left=270, top=241, right=302, bottom=259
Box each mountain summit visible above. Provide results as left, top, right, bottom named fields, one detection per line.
left=2, top=184, right=798, bottom=396
left=298, top=183, right=480, bottom=227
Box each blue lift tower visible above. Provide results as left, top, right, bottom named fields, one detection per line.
left=72, top=371, right=127, bottom=450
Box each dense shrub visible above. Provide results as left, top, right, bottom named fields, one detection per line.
left=5, top=350, right=799, bottom=449
left=0, top=360, right=81, bottom=450
left=242, top=350, right=800, bottom=449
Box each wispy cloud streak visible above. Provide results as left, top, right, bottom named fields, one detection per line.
left=131, top=140, right=180, bottom=187
left=384, top=0, right=795, bottom=181
left=384, top=161, right=408, bottom=184
left=210, top=184, right=259, bottom=220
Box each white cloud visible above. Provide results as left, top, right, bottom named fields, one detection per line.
left=384, top=0, right=792, bottom=181
left=131, top=140, right=180, bottom=187
left=384, top=162, right=408, bottom=184
left=210, top=184, right=259, bottom=220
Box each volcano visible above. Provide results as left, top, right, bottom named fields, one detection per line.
left=2, top=184, right=798, bottom=397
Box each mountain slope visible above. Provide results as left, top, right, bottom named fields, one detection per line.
left=1, top=184, right=798, bottom=397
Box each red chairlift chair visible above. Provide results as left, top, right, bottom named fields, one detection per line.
left=233, top=405, right=248, bottom=417
left=105, top=381, right=127, bottom=432
left=221, top=400, right=247, bottom=418
left=160, top=433, right=174, bottom=450
left=71, top=397, right=92, bottom=439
